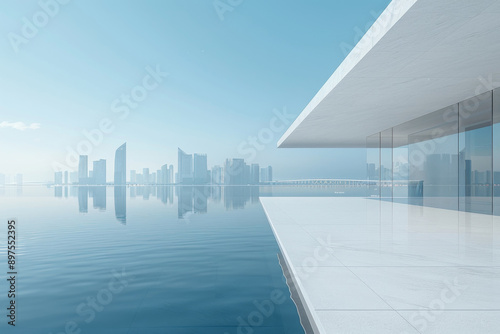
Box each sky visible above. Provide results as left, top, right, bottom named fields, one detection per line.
left=0, top=0, right=392, bottom=182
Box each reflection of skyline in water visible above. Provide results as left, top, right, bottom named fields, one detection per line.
left=58, top=185, right=261, bottom=222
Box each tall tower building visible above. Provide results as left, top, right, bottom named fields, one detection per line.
left=78, top=155, right=88, bottom=184
left=161, top=164, right=168, bottom=184
left=93, top=159, right=106, bottom=185
left=143, top=168, right=150, bottom=185
left=114, top=143, right=126, bottom=185
left=194, top=153, right=208, bottom=184
left=168, top=165, right=174, bottom=184
left=250, top=164, right=260, bottom=185
left=54, top=171, right=63, bottom=185
left=178, top=148, right=193, bottom=184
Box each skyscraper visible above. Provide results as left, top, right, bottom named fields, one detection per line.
left=224, top=159, right=247, bottom=185
left=178, top=148, right=193, bottom=184
left=54, top=171, right=63, bottom=185
left=260, top=167, right=268, bottom=183
left=114, top=143, right=126, bottom=185
left=260, top=166, right=273, bottom=183
left=130, top=170, right=137, bottom=184
left=70, top=171, right=78, bottom=184
left=194, top=153, right=208, bottom=184
left=156, top=170, right=162, bottom=185
left=143, top=168, right=150, bottom=185
left=161, top=164, right=168, bottom=184
left=78, top=155, right=88, bottom=184
left=93, top=159, right=106, bottom=185
left=250, top=164, right=260, bottom=185
left=211, top=165, right=222, bottom=184
left=168, top=165, right=174, bottom=184
left=64, top=171, right=68, bottom=184
left=267, top=166, right=273, bottom=182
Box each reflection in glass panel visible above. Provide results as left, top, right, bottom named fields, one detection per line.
left=366, top=133, right=380, bottom=198
left=493, top=88, right=500, bottom=215
left=393, top=124, right=409, bottom=203
left=380, top=128, right=393, bottom=199
left=459, top=92, right=493, bottom=214
left=407, top=105, right=459, bottom=210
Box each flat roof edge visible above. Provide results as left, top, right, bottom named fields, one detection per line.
left=277, top=0, right=418, bottom=148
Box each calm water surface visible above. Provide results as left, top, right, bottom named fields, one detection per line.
left=0, top=185, right=363, bottom=334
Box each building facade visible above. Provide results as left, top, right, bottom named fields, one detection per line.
left=114, top=143, right=126, bottom=185
left=366, top=89, right=500, bottom=215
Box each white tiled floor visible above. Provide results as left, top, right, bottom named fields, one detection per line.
left=260, top=197, right=500, bottom=334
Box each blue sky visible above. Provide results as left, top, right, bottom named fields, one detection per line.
left=0, top=0, right=392, bottom=182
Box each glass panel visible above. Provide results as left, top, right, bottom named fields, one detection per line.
left=405, top=104, right=459, bottom=210
left=366, top=133, right=381, bottom=198
left=380, top=128, right=393, bottom=199
left=459, top=91, right=493, bottom=214
left=493, top=88, right=500, bottom=215
left=393, top=125, right=409, bottom=203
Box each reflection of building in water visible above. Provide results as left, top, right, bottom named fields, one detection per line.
left=136, top=186, right=153, bottom=200
left=67, top=184, right=259, bottom=217
left=177, top=186, right=193, bottom=218
left=158, top=186, right=174, bottom=204
left=211, top=186, right=222, bottom=203
left=90, top=186, right=106, bottom=211
left=78, top=186, right=88, bottom=213
left=54, top=186, right=62, bottom=198
left=193, top=186, right=208, bottom=213
left=114, top=186, right=126, bottom=224
left=223, top=186, right=259, bottom=210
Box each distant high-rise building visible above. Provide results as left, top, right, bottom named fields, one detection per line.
left=194, top=153, right=208, bottom=184
left=178, top=148, right=193, bottom=184
left=143, top=168, right=150, bottom=185
left=70, top=171, right=78, bottom=184
left=78, top=155, right=88, bottom=184
left=54, top=171, right=63, bottom=185
left=93, top=159, right=106, bottom=185
left=16, top=174, right=23, bottom=185
left=260, top=166, right=273, bottom=183
left=161, top=164, right=168, bottom=184
left=0, top=173, right=5, bottom=185
left=211, top=165, right=223, bottom=184
left=64, top=171, right=69, bottom=184
left=168, top=165, right=174, bottom=184
left=114, top=143, right=126, bottom=185
left=130, top=170, right=137, bottom=184
left=136, top=173, right=143, bottom=185
left=151, top=172, right=156, bottom=185
left=156, top=169, right=162, bottom=184
left=250, top=164, right=260, bottom=184
left=224, top=159, right=247, bottom=185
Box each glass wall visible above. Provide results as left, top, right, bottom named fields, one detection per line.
left=408, top=105, right=459, bottom=210
left=458, top=92, right=492, bottom=214
left=366, top=133, right=380, bottom=197
left=494, top=89, right=500, bottom=215
left=380, top=129, right=393, bottom=199
left=367, top=89, right=500, bottom=215
left=392, top=123, right=409, bottom=203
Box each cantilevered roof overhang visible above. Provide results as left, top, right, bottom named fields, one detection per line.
left=278, top=0, right=500, bottom=148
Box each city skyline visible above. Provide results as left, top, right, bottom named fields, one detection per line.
left=50, top=144, right=274, bottom=185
